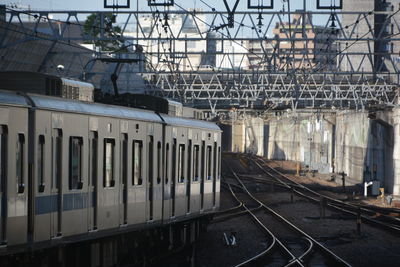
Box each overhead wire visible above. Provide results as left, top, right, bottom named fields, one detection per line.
left=3, top=5, right=400, bottom=78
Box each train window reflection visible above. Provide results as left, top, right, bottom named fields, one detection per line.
left=38, top=135, right=45, bottom=192
left=187, top=140, right=192, bottom=183
left=165, top=143, right=169, bottom=184
left=132, top=140, right=142, bottom=185
left=178, top=144, right=185, bottom=183
left=148, top=136, right=153, bottom=186
left=218, top=147, right=221, bottom=180
left=104, top=139, right=115, bottom=187
left=0, top=126, right=7, bottom=193
left=207, top=146, right=212, bottom=180
left=16, top=133, right=25, bottom=193
left=157, top=141, right=162, bottom=184
left=213, top=142, right=217, bottom=183
left=121, top=134, right=128, bottom=186
left=193, top=145, right=199, bottom=182
left=69, top=137, right=83, bottom=190
left=172, top=139, right=177, bottom=184
left=53, top=129, right=62, bottom=190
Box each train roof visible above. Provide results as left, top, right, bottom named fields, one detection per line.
left=28, top=93, right=162, bottom=123
left=160, top=114, right=221, bottom=131
left=0, top=91, right=30, bottom=106
left=0, top=91, right=220, bottom=131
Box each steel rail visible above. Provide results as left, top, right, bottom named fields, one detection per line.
left=224, top=181, right=301, bottom=267
left=250, top=156, right=400, bottom=233
left=254, top=156, right=400, bottom=222
left=226, top=160, right=352, bottom=267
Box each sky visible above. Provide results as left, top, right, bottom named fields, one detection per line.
left=1, top=0, right=334, bottom=37
left=1, top=0, right=323, bottom=12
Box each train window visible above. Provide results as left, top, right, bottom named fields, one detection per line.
left=172, top=139, right=177, bottom=184
left=213, top=142, right=217, bottom=182
left=207, top=146, right=212, bottom=180
left=121, top=134, right=128, bottom=186
left=69, top=137, right=83, bottom=190
left=148, top=136, right=154, bottom=186
left=193, top=145, right=199, bottom=182
left=165, top=143, right=169, bottom=184
left=178, top=144, right=185, bottom=183
left=132, top=140, right=143, bottom=185
left=218, top=146, right=221, bottom=180
left=157, top=141, right=162, bottom=184
left=90, top=132, right=98, bottom=186
left=104, top=139, right=115, bottom=187
left=53, top=130, right=63, bottom=189
left=0, top=126, right=7, bottom=193
left=201, top=141, right=205, bottom=182
left=38, top=135, right=45, bottom=192
left=187, top=140, right=192, bottom=183
left=16, top=134, right=25, bottom=193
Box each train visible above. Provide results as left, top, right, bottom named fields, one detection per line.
left=0, top=87, right=221, bottom=260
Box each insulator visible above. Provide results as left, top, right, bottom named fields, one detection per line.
left=257, top=13, right=263, bottom=27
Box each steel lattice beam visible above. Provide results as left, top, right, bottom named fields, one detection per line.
left=1, top=7, right=399, bottom=111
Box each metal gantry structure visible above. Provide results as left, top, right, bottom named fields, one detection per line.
left=0, top=0, right=399, bottom=112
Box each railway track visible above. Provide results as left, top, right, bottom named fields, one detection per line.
left=218, top=159, right=351, bottom=267
left=246, top=155, right=400, bottom=234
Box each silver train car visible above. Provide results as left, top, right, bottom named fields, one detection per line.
left=0, top=90, right=221, bottom=254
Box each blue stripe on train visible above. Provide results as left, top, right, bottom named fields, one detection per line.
left=35, top=192, right=94, bottom=215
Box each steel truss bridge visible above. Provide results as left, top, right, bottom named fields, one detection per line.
left=1, top=0, right=400, bottom=112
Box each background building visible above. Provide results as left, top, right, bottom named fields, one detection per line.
left=272, top=11, right=338, bottom=71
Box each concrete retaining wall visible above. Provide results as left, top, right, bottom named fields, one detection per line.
left=264, top=110, right=397, bottom=194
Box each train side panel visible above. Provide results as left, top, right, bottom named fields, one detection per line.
left=162, top=125, right=172, bottom=222
left=173, top=126, right=189, bottom=217
left=32, top=110, right=53, bottom=242
left=0, top=104, right=29, bottom=246
left=189, top=128, right=203, bottom=215
left=145, top=123, right=163, bottom=223
left=126, top=120, right=147, bottom=225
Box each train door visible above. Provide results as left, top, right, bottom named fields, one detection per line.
left=200, top=140, right=205, bottom=210
left=120, top=133, right=128, bottom=225
left=51, top=129, right=62, bottom=237
left=193, top=144, right=200, bottom=211
left=148, top=135, right=154, bottom=221
left=88, top=131, right=98, bottom=231
left=0, top=126, right=7, bottom=244
left=186, top=140, right=192, bottom=213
